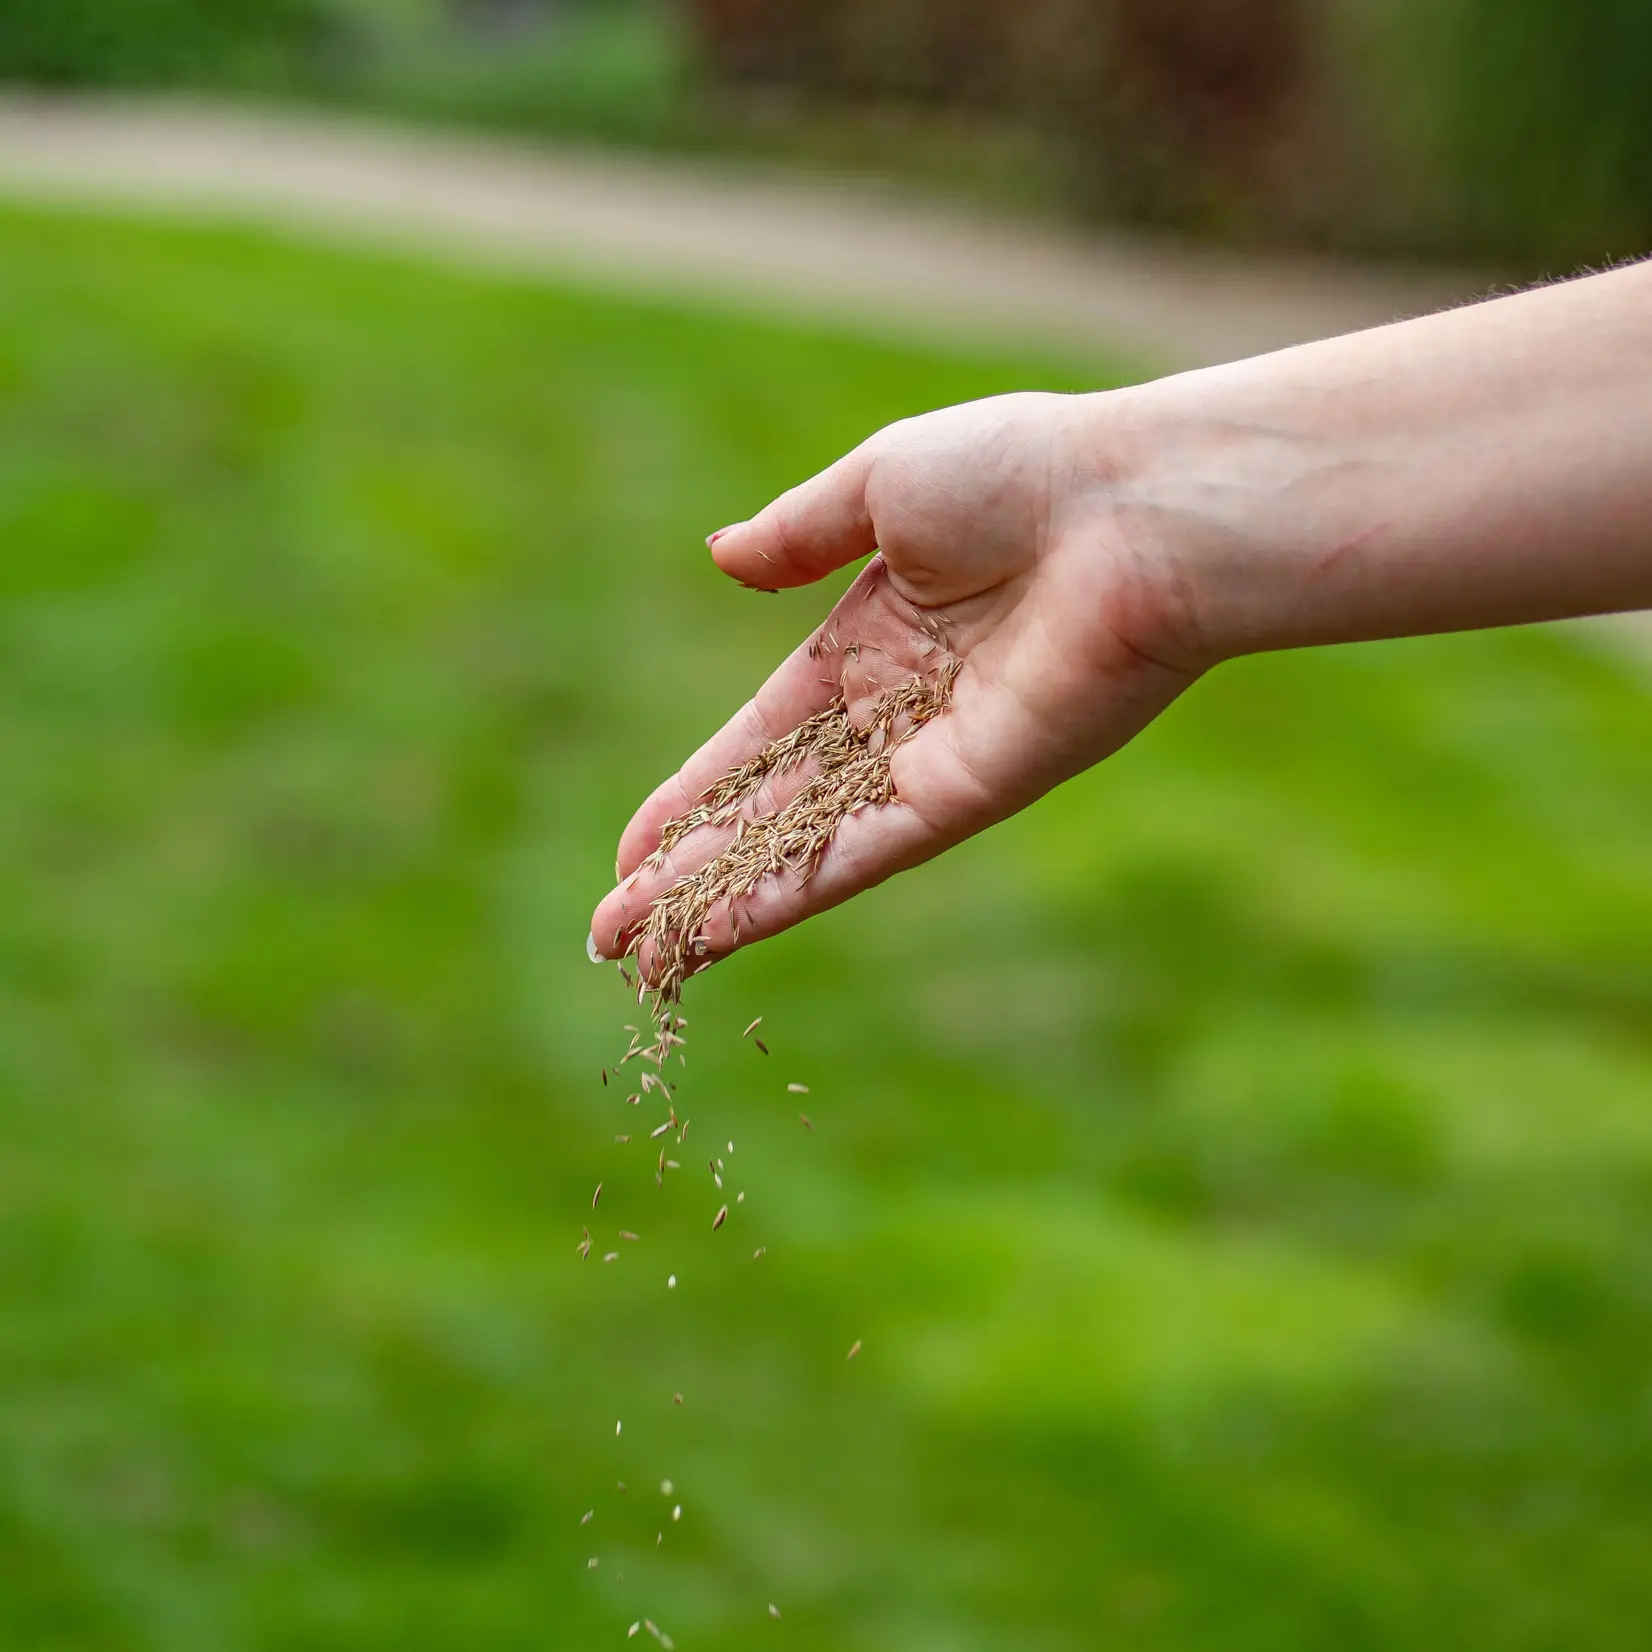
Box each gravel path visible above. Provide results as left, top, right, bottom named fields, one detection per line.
left=0, top=93, right=1485, bottom=372
left=0, top=92, right=1641, bottom=642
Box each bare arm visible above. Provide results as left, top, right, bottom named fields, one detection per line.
left=592, top=261, right=1652, bottom=963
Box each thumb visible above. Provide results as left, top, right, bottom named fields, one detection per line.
left=708, top=445, right=878, bottom=589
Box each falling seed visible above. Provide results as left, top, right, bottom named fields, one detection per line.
left=788, top=1082, right=809, bottom=1094
left=666, top=1160, right=681, bottom=1170
left=672, top=1505, right=682, bottom=1523
left=645, top=1620, right=659, bottom=1638
left=604, top=1252, right=619, bottom=1263
left=753, top=1246, right=766, bottom=1260
left=847, top=1339, right=863, bottom=1361
left=616, top=1420, right=623, bottom=1437
left=673, top=1392, right=683, bottom=1406
left=593, top=1183, right=603, bottom=1210
left=618, top=1482, right=628, bottom=1494
left=754, top=1038, right=769, bottom=1055
left=629, top=1624, right=640, bottom=1639
left=679, top=1119, right=691, bottom=1142
left=668, top=1275, right=677, bottom=1290
left=578, top=1228, right=593, bottom=1260
left=580, top=1510, right=593, bottom=1526
left=713, top=1205, right=728, bottom=1231
left=588, top=1557, right=600, bottom=1570
left=662, top=1635, right=675, bottom=1651
left=602, top=1068, right=608, bottom=1087
left=769, top=1603, right=782, bottom=1619
left=619, top=1231, right=640, bottom=1243
left=743, top=1017, right=763, bottom=1038
left=650, top=1120, right=673, bottom=1140
left=661, top=1479, right=674, bottom=1496
left=738, top=1191, right=746, bottom=1203
left=656, top=1532, right=663, bottom=1547
left=615, top=1135, right=631, bottom=1144
left=627, top=1093, right=641, bottom=1107
left=799, top=1114, right=813, bottom=1130
left=728, top=1142, right=734, bottom=1154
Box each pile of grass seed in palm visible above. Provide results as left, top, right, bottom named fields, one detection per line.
left=619, top=652, right=961, bottom=1064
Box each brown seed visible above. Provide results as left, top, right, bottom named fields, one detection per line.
left=754, top=1038, right=769, bottom=1056
left=712, top=1205, right=728, bottom=1231
left=592, top=1183, right=603, bottom=1210
left=673, top=1392, right=683, bottom=1406
left=799, top=1114, right=813, bottom=1130
left=615, top=1135, right=631, bottom=1144
left=601, top=1068, right=608, bottom=1087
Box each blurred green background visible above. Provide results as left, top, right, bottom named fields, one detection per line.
left=4, top=0, right=1652, bottom=267
left=4, top=1, right=1652, bottom=1648
left=1, top=202, right=1650, bottom=1649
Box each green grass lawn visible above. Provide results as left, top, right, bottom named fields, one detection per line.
left=1, top=203, right=1650, bottom=1652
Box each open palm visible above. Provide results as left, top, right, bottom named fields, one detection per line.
left=590, top=391, right=1198, bottom=964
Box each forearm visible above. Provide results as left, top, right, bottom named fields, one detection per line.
left=1112, top=259, right=1652, bottom=661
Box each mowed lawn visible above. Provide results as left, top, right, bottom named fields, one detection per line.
left=1, top=203, right=1650, bottom=1652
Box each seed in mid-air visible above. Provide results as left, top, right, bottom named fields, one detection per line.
left=672, top=1505, right=682, bottom=1523
left=713, top=1205, right=728, bottom=1231
left=769, top=1603, right=782, bottom=1619
left=619, top=1231, right=640, bottom=1243
left=616, top=1420, right=623, bottom=1437
left=743, top=1017, right=763, bottom=1038
left=615, top=1135, right=631, bottom=1144
left=588, top=1557, right=599, bottom=1570
left=788, top=1083, right=809, bottom=1095
left=753, top=1246, right=766, bottom=1260
left=754, top=1038, right=769, bottom=1055
left=592, top=1183, right=603, bottom=1210
left=602, top=1068, right=608, bottom=1087
left=673, top=1392, right=683, bottom=1406
left=604, top=1252, right=619, bottom=1263
left=667, top=1275, right=677, bottom=1289
left=580, top=1510, right=593, bottom=1526
left=847, top=1340, right=863, bottom=1361
left=661, top=1479, right=673, bottom=1496
left=799, top=1114, right=813, bottom=1130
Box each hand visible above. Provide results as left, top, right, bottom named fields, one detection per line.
left=588, top=389, right=1202, bottom=965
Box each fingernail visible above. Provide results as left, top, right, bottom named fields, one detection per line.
left=706, top=524, right=741, bottom=548
left=586, top=932, right=604, bottom=964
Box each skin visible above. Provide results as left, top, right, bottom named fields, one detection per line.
left=590, top=259, right=1652, bottom=967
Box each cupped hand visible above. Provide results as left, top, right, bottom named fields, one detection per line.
left=589, top=390, right=1203, bottom=966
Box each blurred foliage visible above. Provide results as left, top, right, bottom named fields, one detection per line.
left=689, top=0, right=1652, bottom=266
left=2, top=0, right=1650, bottom=264
left=2, top=202, right=1652, bottom=1648
left=0, top=0, right=339, bottom=89
left=1369, top=0, right=1652, bottom=267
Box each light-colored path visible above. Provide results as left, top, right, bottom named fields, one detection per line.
left=0, top=93, right=1487, bottom=372
left=0, top=93, right=1642, bottom=647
